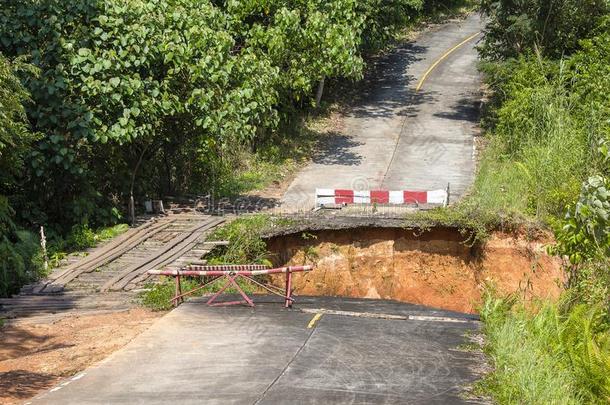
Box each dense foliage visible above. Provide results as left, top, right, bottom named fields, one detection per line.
left=0, top=54, right=42, bottom=297
left=479, top=0, right=610, bottom=59
left=0, top=0, right=431, bottom=233
left=480, top=294, right=610, bottom=404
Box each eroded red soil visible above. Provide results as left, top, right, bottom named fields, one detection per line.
left=268, top=227, right=562, bottom=313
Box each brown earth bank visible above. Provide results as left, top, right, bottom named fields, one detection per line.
left=267, top=226, right=563, bottom=313
left=0, top=309, right=162, bottom=405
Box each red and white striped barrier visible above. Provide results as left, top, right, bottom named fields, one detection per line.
left=147, top=265, right=313, bottom=308
left=148, top=265, right=312, bottom=277
left=315, top=186, right=449, bottom=207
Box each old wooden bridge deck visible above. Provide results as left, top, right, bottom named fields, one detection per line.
left=0, top=209, right=227, bottom=322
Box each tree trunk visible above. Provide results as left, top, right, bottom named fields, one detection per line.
left=129, top=143, right=150, bottom=225
left=315, top=77, right=325, bottom=109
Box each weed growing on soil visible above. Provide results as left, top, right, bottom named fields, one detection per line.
left=206, top=214, right=294, bottom=265
left=405, top=202, right=534, bottom=245
left=140, top=277, right=257, bottom=311
left=479, top=291, right=610, bottom=404
left=95, top=224, right=129, bottom=243
left=47, top=223, right=129, bottom=268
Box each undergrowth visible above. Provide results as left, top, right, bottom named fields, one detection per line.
left=207, top=115, right=321, bottom=198
left=206, top=214, right=294, bottom=265
left=47, top=223, right=129, bottom=268
left=479, top=291, right=610, bottom=404
left=140, top=276, right=257, bottom=312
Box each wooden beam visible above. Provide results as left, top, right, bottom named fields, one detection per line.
left=101, top=218, right=225, bottom=292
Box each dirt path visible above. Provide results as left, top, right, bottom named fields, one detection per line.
left=282, top=15, right=483, bottom=209
left=0, top=309, right=162, bottom=405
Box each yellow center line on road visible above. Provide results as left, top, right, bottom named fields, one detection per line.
left=307, top=313, right=323, bottom=329
left=415, top=31, right=481, bottom=92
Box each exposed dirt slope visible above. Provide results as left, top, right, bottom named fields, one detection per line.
left=268, top=227, right=562, bottom=313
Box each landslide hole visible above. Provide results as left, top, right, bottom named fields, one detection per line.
left=265, top=226, right=562, bottom=314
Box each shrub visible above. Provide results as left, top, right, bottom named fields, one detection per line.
left=479, top=0, right=610, bottom=60
left=550, top=172, right=610, bottom=304
left=66, top=224, right=96, bottom=251
left=206, top=215, right=285, bottom=265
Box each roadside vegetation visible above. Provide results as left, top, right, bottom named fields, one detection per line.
left=467, top=1, right=610, bottom=403
left=480, top=294, right=610, bottom=404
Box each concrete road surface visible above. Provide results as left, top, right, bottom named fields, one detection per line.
left=282, top=15, right=483, bottom=210
left=32, top=297, right=484, bottom=404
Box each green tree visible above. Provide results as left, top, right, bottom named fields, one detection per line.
left=0, top=54, right=38, bottom=193
left=0, top=53, right=41, bottom=297
left=479, top=0, right=610, bottom=60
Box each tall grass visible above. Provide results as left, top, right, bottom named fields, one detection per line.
left=480, top=292, right=610, bottom=404
left=472, top=57, right=595, bottom=222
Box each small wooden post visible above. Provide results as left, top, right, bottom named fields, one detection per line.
left=129, top=194, right=135, bottom=226
left=284, top=267, right=293, bottom=308
left=40, top=226, right=48, bottom=272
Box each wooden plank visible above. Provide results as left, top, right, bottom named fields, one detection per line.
left=33, top=218, right=173, bottom=294
left=42, top=219, right=178, bottom=292
left=201, top=240, right=230, bottom=246
left=47, top=218, right=159, bottom=281
left=174, top=259, right=208, bottom=265
left=0, top=295, right=128, bottom=304
left=112, top=219, right=224, bottom=290
left=101, top=218, right=224, bottom=291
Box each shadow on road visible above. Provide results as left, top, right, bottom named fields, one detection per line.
left=0, top=370, right=58, bottom=402
left=312, top=132, right=364, bottom=166
left=433, top=96, right=481, bottom=122
left=348, top=43, right=430, bottom=120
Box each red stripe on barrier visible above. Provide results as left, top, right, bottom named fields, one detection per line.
left=370, top=190, right=389, bottom=204
left=335, top=189, right=354, bottom=204
left=404, top=191, right=427, bottom=204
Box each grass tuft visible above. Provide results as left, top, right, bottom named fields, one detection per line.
left=479, top=291, right=610, bottom=404
left=140, top=276, right=257, bottom=311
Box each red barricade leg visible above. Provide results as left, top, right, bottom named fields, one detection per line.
left=285, top=268, right=293, bottom=308
left=174, top=275, right=183, bottom=307
left=207, top=274, right=254, bottom=307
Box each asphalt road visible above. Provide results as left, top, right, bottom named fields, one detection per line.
left=32, top=297, right=484, bottom=404
left=282, top=15, right=483, bottom=209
